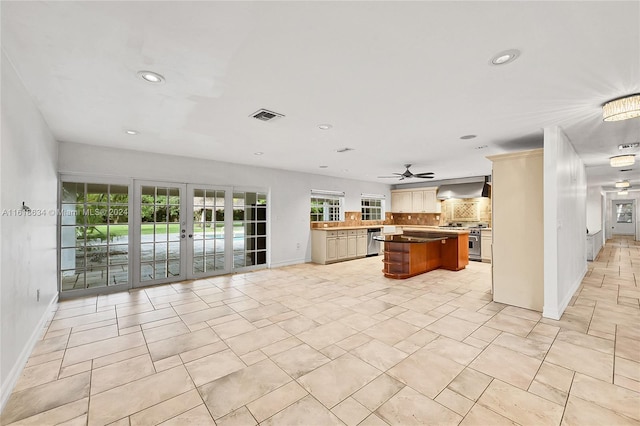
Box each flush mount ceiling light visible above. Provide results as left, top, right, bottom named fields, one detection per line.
left=137, top=70, right=165, bottom=83
left=489, top=49, right=520, bottom=66
left=318, top=124, right=333, bottom=130
left=610, top=154, right=635, bottom=167
left=618, top=190, right=629, bottom=195
left=125, top=129, right=139, bottom=135
left=615, top=180, right=630, bottom=188
left=460, top=134, right=477, bottom=140
left=319, top=165, right=328, bottom=168
left=254, top=152, right=263, bottom=156
left=603, top=94, right=640, bottom=121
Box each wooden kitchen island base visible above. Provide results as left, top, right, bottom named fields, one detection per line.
left=377, top=233, right=469, bottom=279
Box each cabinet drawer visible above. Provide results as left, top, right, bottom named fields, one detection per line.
left=348, top=230, right=358, bottom=236
left=326, top=231, right=338, bottom=237
left=357, top=229, right=368, bottom=235
left=338, top=231, right=348, bottom=236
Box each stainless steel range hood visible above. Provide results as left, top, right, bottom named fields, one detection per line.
left=437, top=182, right=491, bottom=200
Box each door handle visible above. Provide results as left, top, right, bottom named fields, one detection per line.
left=188, top=234, right=193, bottom=238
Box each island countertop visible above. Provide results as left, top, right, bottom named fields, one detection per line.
left=375, top=235, right=449, bottom=243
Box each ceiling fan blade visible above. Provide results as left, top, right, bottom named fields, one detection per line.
left=377, top=176, right=400, bottom=178
left=416, top=175, right=434, bottom=178
left=414, top=172, right=434, bottom=177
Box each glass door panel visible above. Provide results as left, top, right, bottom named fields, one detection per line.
left=187, top=185, right=231, bottom=279
left=135, top=183, right=186, bottom=286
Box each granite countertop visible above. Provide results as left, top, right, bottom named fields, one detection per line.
left=374, top=234, right=449, bottom=243
left=401, top=226, right=469, bottom=235
left=311, top=225, right=384, bottom=231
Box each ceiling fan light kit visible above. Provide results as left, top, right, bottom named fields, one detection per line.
left=602, top=94, right=640, bottom=121
left=378, top=164, right=434, bottom=180
left=609, top=154, right=635, bottom=168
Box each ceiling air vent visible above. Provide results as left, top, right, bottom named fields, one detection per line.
left=250, top=109, right=285, bottom=122
left=337, top=147, right=354, bottom=153
left=618, top=142, right=639, bottom=150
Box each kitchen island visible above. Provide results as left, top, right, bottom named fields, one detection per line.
left=375, top=229, right=469, bottom=279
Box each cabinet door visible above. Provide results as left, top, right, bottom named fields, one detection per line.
left=411, top=191, right=425, bottom=212
left=356, top=235, right=367, bottom=256
left=391, top=191, right=412, bottom=212
left=422, top=189, right=438, bottom=213
left=347, top=235, right=357, bottom=257
left=337, top=237, right=348, bottom=259
left=326, top=237, right=338, bottom=261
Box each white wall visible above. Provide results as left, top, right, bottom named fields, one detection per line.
left=1, top=53, right=59, bottom=409
left=58, top=142, right=391, bottom=267
left=586, top=186, right=603, bottom=234
left=543, top=126, right=587, bottom=320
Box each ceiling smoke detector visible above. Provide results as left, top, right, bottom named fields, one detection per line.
left=250, top=109, right=285, bottom=122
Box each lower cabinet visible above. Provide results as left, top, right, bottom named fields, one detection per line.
left=312, top=228, right=370, bottom=264
left=481, top=229, right=492, bottom=262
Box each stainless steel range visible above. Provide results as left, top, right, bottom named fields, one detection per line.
left=468, top=228, right=481, bottom=261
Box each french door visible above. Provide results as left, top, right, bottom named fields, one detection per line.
left=133, top=182, right=254, bottom=287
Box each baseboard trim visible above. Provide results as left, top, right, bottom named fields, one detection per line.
left=0, top=292, right=59, bottom=411
left=269, top=258, right=307, bottom=269
left=543, top=265, right=587, bottom=320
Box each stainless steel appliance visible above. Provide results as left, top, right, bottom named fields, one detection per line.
left=468, top=228, right=481, bottom=261
left=367, top=228, right=381, bottom=256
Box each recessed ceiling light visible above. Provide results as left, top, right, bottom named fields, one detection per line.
left=254, top=152, right=263, bottom=156
left=318, top=124, right=333, bottom=130
left=490, top=49, right=520, bottom=66
left=125, top=130, right=139, bottom=135
left=460, top=135, right=477, bottom=140
left=137, top=70, right=165, bottom=83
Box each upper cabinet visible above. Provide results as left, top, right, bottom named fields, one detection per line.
left=391, top=188, right=441, bottom=213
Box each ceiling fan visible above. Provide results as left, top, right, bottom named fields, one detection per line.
left=378, top=164, right=435, bottom=180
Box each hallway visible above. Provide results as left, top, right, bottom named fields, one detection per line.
left=1, top=237, right=638, bottom=425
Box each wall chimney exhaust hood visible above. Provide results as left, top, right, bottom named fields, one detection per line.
left=437, top=181, right=491, bottom=200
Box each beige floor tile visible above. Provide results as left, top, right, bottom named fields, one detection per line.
left=331, top=397, right=371, bottom=426
left=298, top=353, right=382, bottom=408
left=154, top=355, right=183, bottom=372
left=387, top=347, right=464, bottom=399
left=261, top=395, right=343, bottom=426
left=500, top=305, right=542, bottom=321
left=13, top=359, right=62, bottom=393
left=296, top=320, right=358, bottom=350
left=48, top=310, right=116, bottom=332
left=261, top=336, right=303, bottom=356
left=67, top=324, right=119, bottom=348
left=211, top=317, right=257, bottom=339
left=215, top=406, right=257, bottom=426
left=459, top=404, right=518, bottom=426
left=569, top=373, right=640, bottom=421
left=87, top=366, right=195, bottom=426
left=336, top=333, right=373, bottom=351
left=491, top=333, right=550, bottom=359
left=545, top=339, right=613, bottom=382
left=534, top=361, right=574, bottom=393
left=434, top=388, right=474, bottom=416
left=1, top=397, right=88, bottom=426
left=527, top=322, right=560, bottom=343
left=116, top=303, right=156, bottom=318
left=91, top=354, right=155, bottom=395
left=277, top=315, right=318, bottom=334
left=171, top=300, right=210, bottom=315
left=362, top=318, right=421, bottom=346
left=556, top=329, right=614, bottom=354
left=58, top=360, right=93, bottom=379
left=425, top=315, right=480, bottom=341
left=92, top=345, right=148, bottom=369
left=338, top=312, right=381, bottom=331
left=483, top=313, right=537, bottom=337
left=198, top=358, right=291, bottom=419
left=157, top=404, right=215, bottom=425
left=423, top=336, right=482, bottom=365
left=447, top=368, right=492, bottom=402
left=178, top=340, right=228, bottom=363
left=469, top=325, right=502, bottom=343
left=141, top=321, right=190, bottom=344
left=129, top=389, right=202, bottom=426
left=359, top=413, right=391, bottom=426
left=352, top=373, right=405, bottom=411
left=470, top=343, right=542, bottom=390
left=376, top=386, right=462, bottom=425
left=246, top=381, right=308, bottom=422
left=478, top=379, right=564, bottom=425
left=561, top=395, right=639, bottom=426
left=2, top=372, right=91, bottom=425
left=350, top=339, right=408, bottom=371
left=62, top=332, right=146, bottom=366
left=184, top=349, right=245, bottom=387
left=224, top=324, right=291, bottom=355
left=117, top=308, right=177, bottom=329
left=616, top=356, right=640, bottom=382
left=616, top=336, right=640, bottom=362
left=147, top=328, right=219, bottom=361
left=30, top=334, right=70, bottom=358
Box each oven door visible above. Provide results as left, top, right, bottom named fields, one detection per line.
left=468, top=234, right=481, bottom=260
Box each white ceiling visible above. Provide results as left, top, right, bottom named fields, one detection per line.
left=2, top=1, right=639, bottom=189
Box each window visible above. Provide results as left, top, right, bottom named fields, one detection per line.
left=60, top=181, right=129, bottom=291
left=616, top=202, right=633, bottom=223
left=310, top=190, right=344, bottom=222
left=233, top=191, right=268, bottom=268
left=361, top=194, right=385, bottom=220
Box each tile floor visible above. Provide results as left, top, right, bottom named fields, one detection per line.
left=2, top=236, right=639, bottom=425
